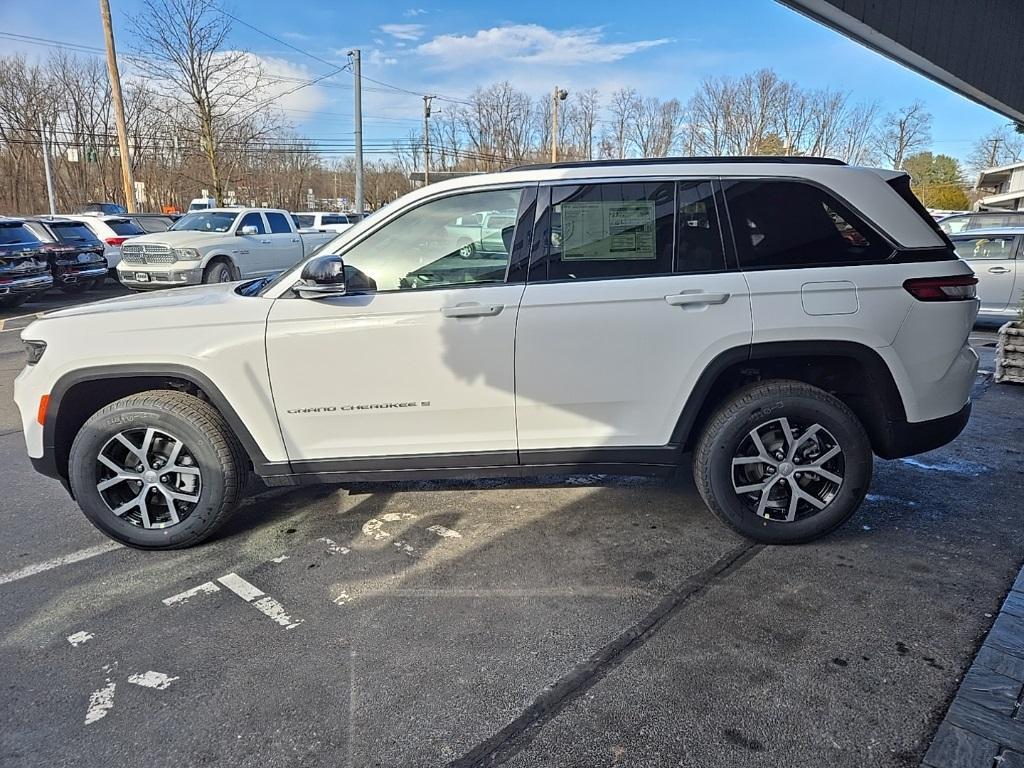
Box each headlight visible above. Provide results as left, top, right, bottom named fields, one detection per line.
left=174, top=248, right=202, bottom=261
left=24, top=340, right=46, bottom=366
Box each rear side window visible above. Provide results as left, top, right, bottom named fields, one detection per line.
left=266, top=212, right=292, bottom=234
left=0, top=223, right=41, bottom=246
left=51, top=222, right=101, bottom=244
left=321, top=215, right=344, bottom=225
left=724, top=179, right=892, bottom=269
left=953, top=236, right=1018, bottom=261
left=294, top=214, right=313, bottom=228
left=135, top=217, right=171, bottom=233
left=107, top=219, right=145, bottom=236
left=539, top=181, right=674, bottom=281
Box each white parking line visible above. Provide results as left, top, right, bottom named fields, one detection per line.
left=84, top=679, right=116, bottom=725
left=217, top=573, right=303, bottom=629
left=162, top=581, right=220, bottom=606
left=0, top=542, right=122, bottom=587
left=128, top=671, right=178, bottom=690
left=67, top=631, right=94, bottom=647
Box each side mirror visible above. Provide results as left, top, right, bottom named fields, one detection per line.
left=295, top=254, right=346, bottom=299
left=238, top=225, right=258, bottom=236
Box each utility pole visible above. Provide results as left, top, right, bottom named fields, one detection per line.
left=423, top=95, right=434, bottom=185
left=38, top=115, right=57, bottom=215
left=99, top=0, right=136, bottom=212
left=987, top=136, right=1003, bottom=168
left=348, top=49, right=364, bottom=215
left=550, top=87, right=568, bottom=163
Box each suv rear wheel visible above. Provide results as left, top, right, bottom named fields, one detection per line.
left=68, top=390, right=248, bottom=549
left=693, top=380, right=871, bottom=544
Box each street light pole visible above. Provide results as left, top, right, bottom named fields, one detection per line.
left=99, top=0, right=137, bottom=212
left=551, top=87, right=568, bottom=163
left=348, top=49, right=364, bottom=215
left=38, top=114, right=57, bottom=215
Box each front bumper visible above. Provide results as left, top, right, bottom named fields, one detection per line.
left=117, top=265, right=203, bottom=290
left=0, top=274, right=53, bottom=296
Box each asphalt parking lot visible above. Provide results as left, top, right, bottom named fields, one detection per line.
left=1, top=289, right=1022, bottom=768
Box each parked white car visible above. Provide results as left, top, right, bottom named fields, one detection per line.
left=16, top=158, right=979, bottom=549
left=115, top=208, right=337, bottom=290
left=62, top=213, right=146, bottom=272
left=950, top=228, right=1023, bottom=321
left=293, top=211, right=364, bottom=234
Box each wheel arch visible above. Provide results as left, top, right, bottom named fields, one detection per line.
left=203, top=253, right=238, bottom=279
left=673, top=341, right=907, bottom=459
left=41, top=364, right=277, bottom=486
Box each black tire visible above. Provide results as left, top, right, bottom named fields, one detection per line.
left=456, top=240, right=475, bottom=258
left=0, top=294, right=29, bottom=309
left=693, top=380, right=872, bottom=545
left=203, top=259, right=234, bottom=284
left=68, top=390, right=249, bottom=549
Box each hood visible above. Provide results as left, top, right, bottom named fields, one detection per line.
left=125, top=230, right=234, bottom=249
left=40, top=281, right=246, bottom=321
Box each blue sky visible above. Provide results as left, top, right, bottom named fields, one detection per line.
left=0, top=0, right=1010, bottom=163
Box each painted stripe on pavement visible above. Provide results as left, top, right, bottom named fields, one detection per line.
left=0, top=542, right=122, bottom=586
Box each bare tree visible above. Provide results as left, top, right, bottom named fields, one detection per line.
left=966, top=125, right=1024, bottom=174
left=129, top=0, right=280, bottom=204
left=604, top=88, right=641, bottom=158
left=875, top=101, right=932, bottom=170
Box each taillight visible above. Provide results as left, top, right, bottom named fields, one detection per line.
left=105, top=237, right=127, bottom=246
left=903, top=275, right=978, bottom=301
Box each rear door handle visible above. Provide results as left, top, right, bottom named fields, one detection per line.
left=441, top=303, right=505, bottom=318
left=665, top=291, right=730, bottom=307
left=988, top=266, right=1012, bottom=274
left=291, top=238, right=300, bottom=243
left=260, top=239, right=271, bottom=244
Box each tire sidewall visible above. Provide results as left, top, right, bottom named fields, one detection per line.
left=205, top=261, right=232, bottom=283
left=704, top=392, right=871, bottom=544
left=69, top=403, right=230, bottom=548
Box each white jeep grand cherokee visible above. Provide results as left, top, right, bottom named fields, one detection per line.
left=14, top=158, right=979, bottom=549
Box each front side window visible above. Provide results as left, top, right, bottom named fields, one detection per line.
left=238, top=212, right=266, bottom=235
left=266, top=212, right=292, bottom=234
left=339, top=187, right=523, bottom=292
left=540, top=182, right=674, bottom=281
left=724, top=180, right=891, bottom=269
left=953, top=236, right=1017, bottom=261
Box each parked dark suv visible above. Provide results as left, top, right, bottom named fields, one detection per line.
left=0, top=217, right=52, bottom=308
left=24, top=217, right=108, bottom=293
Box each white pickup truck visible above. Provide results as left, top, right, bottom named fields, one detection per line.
left=116, top=208, right=337, bottom=290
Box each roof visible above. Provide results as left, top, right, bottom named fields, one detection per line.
left=511, top=155, right=847, bottom=172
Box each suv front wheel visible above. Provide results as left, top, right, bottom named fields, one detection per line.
left=68, top=390, right=248, bottom=549
left=693, top=380, right=872, bottom=544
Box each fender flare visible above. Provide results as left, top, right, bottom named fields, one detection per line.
left=41, top=363, right=279, bottom=482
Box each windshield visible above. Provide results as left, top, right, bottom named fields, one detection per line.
left=170, top=211, right=238, bottom=233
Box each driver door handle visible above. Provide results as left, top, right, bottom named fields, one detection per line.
left=665, top=291, right=731, bottom=307
left=441, top=303, right=505, bottom=318
left=260, top=239, right=271, bottom=244
left=988, top=266, right=1012, bottom=274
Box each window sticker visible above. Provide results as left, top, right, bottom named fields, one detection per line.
left=560, top=200, right=657, bottom=260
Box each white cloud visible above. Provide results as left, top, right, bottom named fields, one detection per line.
left=381, top=23, right=426, bottom=41
left=248, top=54, right=330, bottom=115
left=368, top=49, right=399, bottom=67
left=404, top=8, right=428, bottom=16
left=417, top=24, right=671, bottom=68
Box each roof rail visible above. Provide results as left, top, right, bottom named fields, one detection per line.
left=510, top=156, right=847, bottom=172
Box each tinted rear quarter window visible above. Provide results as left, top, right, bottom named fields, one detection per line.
left=24, top=222, right=55, bottom=242
left=724, top=179, right=892, bottom=269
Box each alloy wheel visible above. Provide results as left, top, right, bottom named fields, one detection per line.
left=95, top=427, right=203, bottom=529
left=730, top=416, right=844, bottom=522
